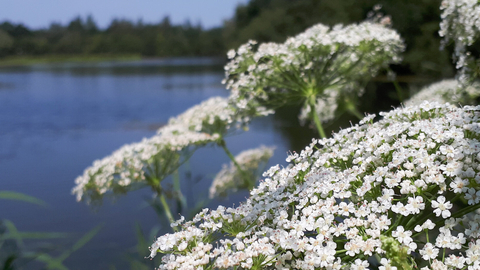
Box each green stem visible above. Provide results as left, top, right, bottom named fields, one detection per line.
left=151, top=180, right=177, bottom=231
left=158, top=191, right=176, bottom=229
left=218, top=139, right=255, bottom=190
left=173, top=169, right=187, bottom=213
left=385, top=215, right=403, bottom=235
left=345, top=100, right=364, bottom=120
left=451, top=202, right=480, bottom=219
left=393, top=80, right=404, bottom=103
left=308, top=97, right=327, bottom=138
left=406, top=211, right=435, bottom=232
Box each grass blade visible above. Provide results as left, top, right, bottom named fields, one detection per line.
left=0, top=191, right=47, bottom=207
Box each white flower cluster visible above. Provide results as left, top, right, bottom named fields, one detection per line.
left=405, top=79, right=480, bottom=107
left=150, top=101, right=480, bottom=269
left=209, top=146, right=275, bottom=199
left=72, top=130, right=216, bottom=203
left=165, top=96, right=270, bottom=136
left=439, top=0, right=480, bottom=83
left=223, top=21, right=404, bottom=123
left=73, top=96, right=248, bottom=203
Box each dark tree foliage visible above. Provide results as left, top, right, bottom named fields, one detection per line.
left=0, top=15, right=226, bottom=58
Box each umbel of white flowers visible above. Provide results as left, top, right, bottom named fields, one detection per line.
left=223, top=21, right=404, bottom=137
left=72, top=96, right=271, bottom=205
left=149, top=101, right=480, bottom=270
left=209, top=145, right=275, bottom=199
left=439, top=0, right=480, bottom=84
left=404, top=79, right=480, bottom=107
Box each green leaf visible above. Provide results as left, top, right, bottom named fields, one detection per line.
left=1, top=231, right=69, bottom=240
left=0, top=191, right=47, bottom=207
left=1, top=220, right=24, bottom=249
left=2, top=255, right=17, bottom=270
left=35, top=253, right=68, bottom=270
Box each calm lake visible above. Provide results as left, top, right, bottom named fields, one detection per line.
left=0, top=58, right=307, bottom=269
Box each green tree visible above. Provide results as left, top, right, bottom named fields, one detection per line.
left=0, top=29, right=14, bottom=57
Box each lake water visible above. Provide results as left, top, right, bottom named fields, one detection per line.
left=0, top=58, right=305, bottom=269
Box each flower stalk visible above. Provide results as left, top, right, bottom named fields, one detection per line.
left=218, top=139, right=255, bottom=190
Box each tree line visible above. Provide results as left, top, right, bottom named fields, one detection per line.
left=1, top=0, right=473, bottom=79
left=0, top=15, right=225, bottom=58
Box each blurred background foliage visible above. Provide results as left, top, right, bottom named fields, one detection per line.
left=0, top=0, right=470, bottom=79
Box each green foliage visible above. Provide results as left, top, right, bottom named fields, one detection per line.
left=0, top=30, right=14, bottom=57
left=0, top=16, right=225, bottom=61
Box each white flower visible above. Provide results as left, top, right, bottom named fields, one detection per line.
left=351, top=259, right=369, bottom=270
left=227, top=49, right=236, bottom=59
left=445, top=254, right=466, bottom=268
left=415, top=219, right=436, bottom=232
left=392, top=226, right=413, bottom=244
left=465, top=187, right=480, bottom=205
left=406, top=196, right=425, bottom=214
left=432, top=196, right=453, bottom=218
left=420, top=243, right=439, bottom=260
left=379, top=258, right=397, bottom=270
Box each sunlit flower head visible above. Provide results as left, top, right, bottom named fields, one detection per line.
left=224, top=21, right=404, bottom=126
left=149, top=101, right=480, bottom=269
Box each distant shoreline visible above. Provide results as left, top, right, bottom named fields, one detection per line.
left=0, top=55, right=227, bottom=68
left=0, top=54, right=145, bottom=67
left=0, top=54, right=143, bottom=67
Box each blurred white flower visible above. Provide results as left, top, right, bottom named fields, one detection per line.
left=209, top=146, right=275, bottom=198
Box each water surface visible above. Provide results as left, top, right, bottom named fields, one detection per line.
left=0, top=58, right=292, bottom=269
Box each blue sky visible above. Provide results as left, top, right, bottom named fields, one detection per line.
left=1, top=0, right=249, bottom=29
